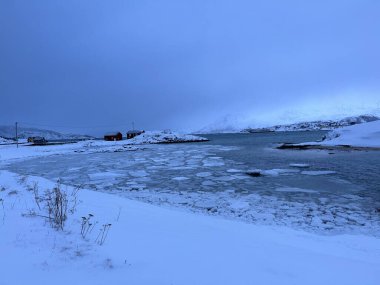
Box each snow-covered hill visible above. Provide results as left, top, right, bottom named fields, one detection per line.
left=0, top=137, right=13, bottom=144
left=125, top=130, right=208, bottom=144
left=278, top=120, right=380, bottom=149
left=0, top=125, right=94, bottom=140
left=243, top=115, right=379, bottom=133
left=319, top=120, right=380, bottom=148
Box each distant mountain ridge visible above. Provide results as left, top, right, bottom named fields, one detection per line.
left=0, top=125, right=94, bottom=140
left=243, top=115, right=380, bottom=133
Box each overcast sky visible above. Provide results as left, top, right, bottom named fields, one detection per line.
left=1, top=0, right=379, bottom=135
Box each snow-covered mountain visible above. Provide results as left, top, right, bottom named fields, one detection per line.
left=0, top=125, right=94, bottom=140
left=243, top=115, right=379, bottom=133
left=0, top=137, right=13, bottom=144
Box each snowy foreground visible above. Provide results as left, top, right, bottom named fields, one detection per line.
left=1, top=132, right=380, bottom=285
left=1, top=171, right=380, bottom=285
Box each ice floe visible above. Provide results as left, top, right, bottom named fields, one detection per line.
left=301, top=171, right=336, bottom=176
left=226, top=168, right=243, bottom=173
left=172, top=176, right=189, bottom=181
left=289, top=163, right=310, bottom=168
left=196, top=172, right=213, bottom=177
left=129, top=170, right=149, bottom=177
left=275, top=187, right=319, bottom=193
left=202, top=158, right=225, bottom=167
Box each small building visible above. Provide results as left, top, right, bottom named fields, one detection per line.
left=32, top=137, right=47, bottom=145
left=126, top=130, right=145, bottom=139
left=104, top=132, right=123, bottom=141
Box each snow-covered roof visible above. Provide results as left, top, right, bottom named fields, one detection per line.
left=104, top=132, right=122, bottom=136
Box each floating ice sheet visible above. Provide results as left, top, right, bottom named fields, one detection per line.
left=275, top=187, right=319, bottom=193
left=301, top=171, right=336, bottom=176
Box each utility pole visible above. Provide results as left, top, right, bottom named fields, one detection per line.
left=132, top=121, right=135, bottom=130
left=15, top=122, right=18, bottom=148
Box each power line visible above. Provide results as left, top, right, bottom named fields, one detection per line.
left=16, top=122, right=18, bottom=148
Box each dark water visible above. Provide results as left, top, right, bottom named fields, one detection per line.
left=203, top=132, right=380, bottom=204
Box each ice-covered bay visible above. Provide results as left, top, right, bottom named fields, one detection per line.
left=5, top=132, right=380, bottom=236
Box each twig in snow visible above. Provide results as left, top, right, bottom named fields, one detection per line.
left=96, top=223, right=112, bottom=245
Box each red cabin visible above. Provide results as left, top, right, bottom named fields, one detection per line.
left=104, top=132, right=123, bottom=141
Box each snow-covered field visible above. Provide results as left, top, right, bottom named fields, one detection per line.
left=1, top=130, right=380, bottom=284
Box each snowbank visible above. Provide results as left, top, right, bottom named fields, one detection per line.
left=320, top=120, right=380, bottom=148
left=0, top=137, right=13, bottom=145
left=278, top=121, right=380, bottom=150
left=125, top=130, right=208, bottom=144
left=1, top=170, right=379, bottom=285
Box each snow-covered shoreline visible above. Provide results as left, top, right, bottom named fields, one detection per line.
left=278, top=121, right=380, bottom=150
left=319, top=120, right=380, bottom=148
left=0, top=131, right=208, bottom=162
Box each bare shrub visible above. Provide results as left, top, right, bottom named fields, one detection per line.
left=80, top=214, right=97, bottom=239
left=96, top=223, right=112, bottom=245
left=31, top=182, right=41, bottom=210
left=45, top=180, right=68, bottom=230
left=69, top=184, right=82, bottom=214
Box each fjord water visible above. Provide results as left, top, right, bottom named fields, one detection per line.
left=6, top=131, right=380, bottom=235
